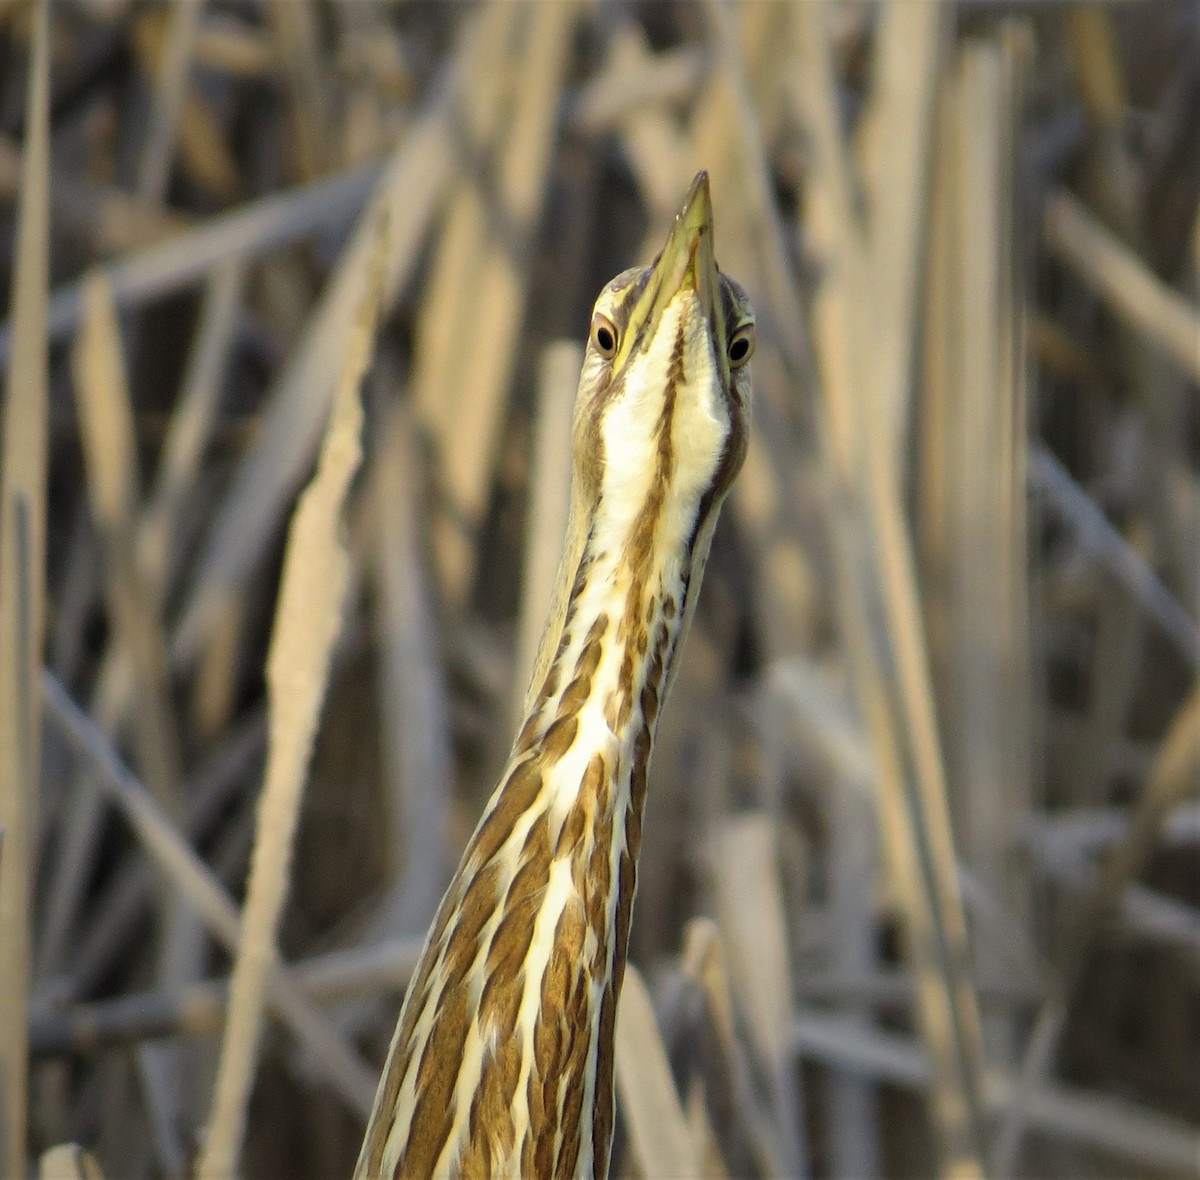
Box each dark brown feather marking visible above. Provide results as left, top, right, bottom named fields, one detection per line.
left=624, top=789, right=643, bottom=868
left=591, top=980, right=618, bottom=1179
left=476, top=816, right=549, bottom=1028
left=521, top=1125, right=536, bottom=1175
left=461, top=1032, right=520, bottom=1175
left=439, top=860, right=499, bottom=993
left=455, top=1126, right=491, bottom=1180
left=534, top=659, right=561, bottom=710
left=618, top=322, right=683, bottom=645
left=531, top=902, right=587, bottom=1162
left=555, top=794, right=588, bottom=861
left=554, top=968, right=591, bottom=1178
left=514, top=714, right=539, bottom=756
left=397, top=980, right=471, bottom=1175
left=639, top=683, right=659, bottom=729
left=556, top=653, right=600, bottom=721
left=465, top=757, right=543, bottom=871
left=480, top=914, right=535, bottom=1033
left=559, top=751, right=605, bottom=863
left=614, top=850, right=635, bottom=966
left=584, top=808, right=614, bottom=951
left=537, top=714, right=579, bottom=765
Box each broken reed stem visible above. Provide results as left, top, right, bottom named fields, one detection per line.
left=195, top=214, right=387, bottom=1179
left=0, top=2, right=50, bottom=1171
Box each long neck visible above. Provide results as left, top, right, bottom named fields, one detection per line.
left=356, top=517, right=695, bottom=1179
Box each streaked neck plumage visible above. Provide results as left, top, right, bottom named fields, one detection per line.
left=356, top=173, right=753, bottom=1180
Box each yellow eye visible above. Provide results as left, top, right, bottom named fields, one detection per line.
left=728, top=323, right=755, bottom=368
left=591, top=313, right=619, bottom=359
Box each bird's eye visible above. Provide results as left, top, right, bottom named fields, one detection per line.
left=728, top=323, right=755, bottom=367
left=591, top=313, right=619, bottom=359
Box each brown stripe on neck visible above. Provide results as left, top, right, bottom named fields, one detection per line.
left=617, top=318, right=684, bottom=649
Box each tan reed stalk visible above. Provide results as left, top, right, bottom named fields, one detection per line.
left=1044, top=192, right=1200, bottom=384
left=791, top=5, right=989, bottom=1174
left=72, top=271, right=198, bottom=1171
left=614, top=965, right=703, bottom=1177
left=196, top=214, right=388, bottom=1178
left=170, top=16, right=484, bottom=666
left=420, top=0, right=579, bottom=604
left=0, top=3, right=50, bottom=1171
left=135, top=0, right=202, bottom=204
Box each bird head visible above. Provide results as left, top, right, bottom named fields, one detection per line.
left=570, top=171, right=754, bottom=563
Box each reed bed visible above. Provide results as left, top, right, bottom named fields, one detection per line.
left=1, top=2, right=1197, bottom=1177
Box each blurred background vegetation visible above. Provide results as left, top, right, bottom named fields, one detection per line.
left=0, top=1, right=1198, bottom=1177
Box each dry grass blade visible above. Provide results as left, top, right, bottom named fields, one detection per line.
left=195, top=213, right=386, bottom=1178
left=944, top=29, right=1033, bottom=1071
left=409, top=0, right=525, bottom=456
left=139, top=258, right=244, bottom=595
left=614, top=963, right=701, bottom=1177
left=266, top=0, right=331, bottom=180
left=0, top=2, right=50, bottom=1171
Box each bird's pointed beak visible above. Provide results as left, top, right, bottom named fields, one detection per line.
left=614, top=171, right=725, bottom=373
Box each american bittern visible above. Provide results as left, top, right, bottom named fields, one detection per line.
left=356, top=172, right=754, bottom=1178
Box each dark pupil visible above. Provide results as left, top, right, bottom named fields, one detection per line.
left=596, top=325, right=614, bottom=352
left=729, top=336, right=749, bottom=361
